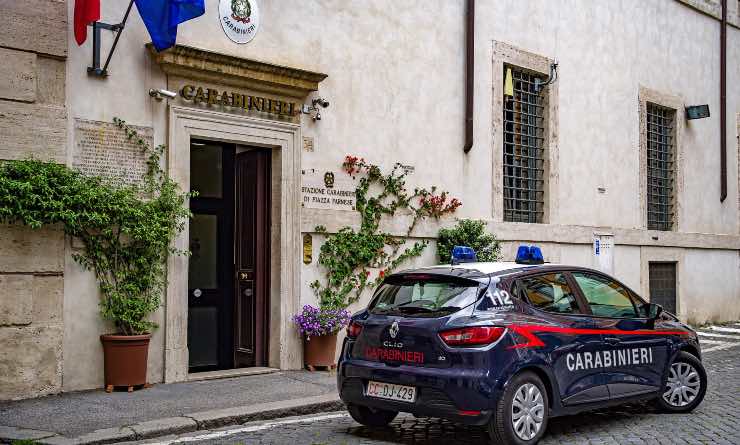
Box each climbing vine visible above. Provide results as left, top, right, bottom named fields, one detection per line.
left=0, top=118, right=192, bottom=335
left=311, top=156, right=461, bottom=309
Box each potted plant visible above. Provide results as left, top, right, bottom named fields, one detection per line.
left=0, top=118, right=190, bottom=392
left=292, top=305, right=350, bottom=370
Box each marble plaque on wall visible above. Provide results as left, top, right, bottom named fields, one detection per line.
left=301, top=169, right=356, bottom=211
left=73, top=119, right=152, bottom=186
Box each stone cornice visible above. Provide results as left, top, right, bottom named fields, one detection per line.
left=147, top=44, right=328, bottom=98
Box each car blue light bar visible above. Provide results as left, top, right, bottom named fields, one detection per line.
left=515, top=245, right=544, bottom=265
left=451, top=245, right=477, bottom=265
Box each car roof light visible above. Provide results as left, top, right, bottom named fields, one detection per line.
left=451, top=245, right=477, bottom=265
left=515, top=245, right=545, bottom=265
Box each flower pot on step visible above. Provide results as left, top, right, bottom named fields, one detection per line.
left=303, top=332, right=338, bottom=369
left=100, top=333, right=151, bottom=391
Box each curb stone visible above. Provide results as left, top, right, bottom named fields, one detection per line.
left=3, top=394, right=343, bottom=445
left=0, top=425, right=58, bottom=443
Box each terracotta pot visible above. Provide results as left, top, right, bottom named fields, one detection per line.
left=100, top=334, right=151, bottom=389
left=303, top=332, right=338, bottom=368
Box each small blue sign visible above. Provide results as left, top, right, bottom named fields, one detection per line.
left=595, top=239, right=600, bottom=255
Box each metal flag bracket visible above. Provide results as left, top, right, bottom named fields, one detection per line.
left=87, top=0, right=135, bottom=77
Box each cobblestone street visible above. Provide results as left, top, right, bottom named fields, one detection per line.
left=143, top=331, right=740, bottom=445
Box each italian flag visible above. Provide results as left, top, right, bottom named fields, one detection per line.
left=74, top=0, right=100, bottom=45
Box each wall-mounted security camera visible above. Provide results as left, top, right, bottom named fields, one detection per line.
left=301, top=96, right=330, bottom=121
left=149, top=88, right=178, bottom=101
left=312, top=98, right=330, bottom=108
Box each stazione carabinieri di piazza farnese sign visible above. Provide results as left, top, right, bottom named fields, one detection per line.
left=180, top=84, right=297, bottom=117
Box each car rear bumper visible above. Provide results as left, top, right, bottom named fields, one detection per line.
left=338, top=359, right=499, bottom=426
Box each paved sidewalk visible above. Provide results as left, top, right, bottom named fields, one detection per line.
left=0, top=371, right=341, bottom=445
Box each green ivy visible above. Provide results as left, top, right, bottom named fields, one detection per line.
left=311, top=156, right=461, bottom=309
left=437, top=219, right=501, bottom=264
left=0, top=118, right=191, bottom=335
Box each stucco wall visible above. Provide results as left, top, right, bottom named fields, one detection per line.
left=55, top=0, right=740, bottom=393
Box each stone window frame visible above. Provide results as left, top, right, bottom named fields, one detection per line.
left=492, top=41, right=559, bottom=224
left=638, top=86, right=685, bottom=232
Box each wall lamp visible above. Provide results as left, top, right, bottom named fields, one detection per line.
left=149, top=88, right=177, bottom=101
left=534, top=62, right=558, bottom=94
left=301, top=97, right=330, bottom=121
left=686, top=104, right=710, bottom=120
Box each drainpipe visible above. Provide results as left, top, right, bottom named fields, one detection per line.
left=720, top=0, right=727, bottom=202
left=463, top=0, right=474, bottom=153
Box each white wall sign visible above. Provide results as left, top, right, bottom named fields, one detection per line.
left=219, top=0, right=260, bottom=44
left=301, top=170, right=356, bottom=211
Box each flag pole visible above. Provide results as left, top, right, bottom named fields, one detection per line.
left=101, top=0, right=135, bottom=75
left=88, top=0, right=134, bottom=77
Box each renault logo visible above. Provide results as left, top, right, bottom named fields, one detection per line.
left=389, top=321, right=400, bottom=339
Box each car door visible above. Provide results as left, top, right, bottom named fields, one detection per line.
left=514, top=272, right=610, bottom=406
left=570, top=271, right=668, bottom=399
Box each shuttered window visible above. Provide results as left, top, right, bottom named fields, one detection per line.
left=503, top=66, right=545, bottom=223
left=646, top=103, right=676, bottom=231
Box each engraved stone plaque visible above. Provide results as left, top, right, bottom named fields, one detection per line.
left=301, top=170, right=356, bottom=211
left=73, top=119, right=152, bottom=186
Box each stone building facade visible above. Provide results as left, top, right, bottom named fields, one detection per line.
left=0, top=0, right=68, bottom=399
left=0, top=0, right=739, bottom=400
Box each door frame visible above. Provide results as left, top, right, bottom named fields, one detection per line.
left=166, top=105, right=303, bottom=382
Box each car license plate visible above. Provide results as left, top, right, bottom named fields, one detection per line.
left=366, top=381, right=416, bottom=403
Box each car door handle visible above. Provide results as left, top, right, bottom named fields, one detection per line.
left=604, top=337, right=621, bottom=345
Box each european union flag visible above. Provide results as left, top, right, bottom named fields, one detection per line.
left=135, top=0, right=205, bottom=52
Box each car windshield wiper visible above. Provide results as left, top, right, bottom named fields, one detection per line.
left=395, top=306, right=460, bottom=313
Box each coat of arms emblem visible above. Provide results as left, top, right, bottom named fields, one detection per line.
left=219, top=0, right=260, bottom=44
left=231, top=0, right=252, bottom=23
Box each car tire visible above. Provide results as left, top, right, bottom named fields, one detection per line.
left=489, top=371, right=549, bottom=445
left=346, top=403, right=398, bottom=427
left=654, top=351, right=707, bottom=413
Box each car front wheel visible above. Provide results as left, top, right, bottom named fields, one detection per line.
left=346, top=403, right=398, bottom=427
left=655, top=351, right=707, bottom=413
left=489, top=371, right=549, bottom=445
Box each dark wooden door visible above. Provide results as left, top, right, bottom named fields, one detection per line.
left=188, top=141, right=235, bottom=371
left=234, top=149, right=271, bottom=367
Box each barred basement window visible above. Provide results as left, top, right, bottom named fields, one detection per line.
left=646, top=103, right=676, bottom=231
left=503, top=66, right=545, bottom=223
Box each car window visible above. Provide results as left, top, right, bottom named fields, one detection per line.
left=368, top=276, right=482, bottom=317
left=572, top=272, right=638, bottom=318
left=519, top=273, right=581, bottom=314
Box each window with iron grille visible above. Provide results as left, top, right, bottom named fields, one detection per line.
left=646, top=103, right=676, bottom=231
left=503, top=65, right=545, bottom=223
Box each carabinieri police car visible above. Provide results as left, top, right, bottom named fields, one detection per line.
left=337, top=246, right=706, bottom=445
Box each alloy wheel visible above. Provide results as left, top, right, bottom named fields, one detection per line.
left=511, top=382, right=545, bottom=441
left=663, top=361, right=701, bottom=407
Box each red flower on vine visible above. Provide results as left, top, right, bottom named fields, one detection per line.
left=342, top=155, right=367, bottom=176
left=419, top=192, right=461, bottom=218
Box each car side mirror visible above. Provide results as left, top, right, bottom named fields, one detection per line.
left=644, top=303, right=663, bottom=320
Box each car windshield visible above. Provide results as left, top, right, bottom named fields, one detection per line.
left=368, top=275, right=484, bottom=317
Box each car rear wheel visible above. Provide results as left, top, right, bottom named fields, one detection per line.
left=346, top=403, right=398, bottom=427
left=654, top=351, right=707, bottom=413
left=489, top=371, right=549, bottom=445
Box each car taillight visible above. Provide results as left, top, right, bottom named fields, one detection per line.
left=347, top=321, right=363, bottom=338
left=439, top=326, right=505, bottom=347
